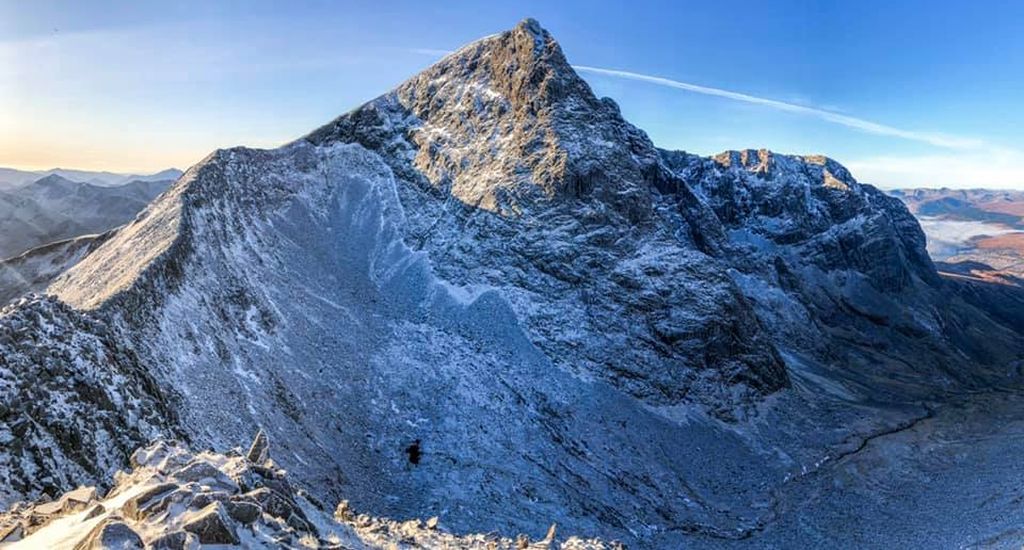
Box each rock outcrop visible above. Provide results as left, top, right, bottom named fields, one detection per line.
left=0, top=295, right=178, bottom=506
left=662, top=148, right=1024, bottom=395
left=0, top=435, right=615, bottom=549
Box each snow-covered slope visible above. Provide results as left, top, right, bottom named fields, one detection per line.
left=0, top=17, right=1021, bottom=549
left=306, top=18, right=787, bottom=413
left=47, top=140, right=795, bottom=542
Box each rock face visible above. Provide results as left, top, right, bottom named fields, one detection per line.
left=0, top=17, right=1022, bottom=550
left=0, top=295, right=178, bottom=505
left=308, top=19, right=788, bottom=411
left=1, top=436, right=613, bottom=549
left=661, top=148, right=1024, bottom=394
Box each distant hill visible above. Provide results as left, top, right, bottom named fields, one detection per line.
left=0, top=166, right=182, bottom=189
left=0, top=233, right=110, bottom=306
left=0, top=174, right=173, bottom=260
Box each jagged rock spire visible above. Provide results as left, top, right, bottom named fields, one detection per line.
left=246, top=428, right=270, bottom=464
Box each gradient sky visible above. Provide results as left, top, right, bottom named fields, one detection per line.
left=2, top=0, right=1023, bottom=188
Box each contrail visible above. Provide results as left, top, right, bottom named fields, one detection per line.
left=571, top=66, right=982, bottom=151
left=407, top=48, right=982, bottom=151
left=407, top=48, right=454, bottom=57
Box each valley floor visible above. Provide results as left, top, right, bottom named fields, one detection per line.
left=689, top=390, right=1024, bottom=549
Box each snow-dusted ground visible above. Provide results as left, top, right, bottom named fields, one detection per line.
left=3, top=436, right=614, bottom=549
left=700, top=390, right=1024, bottom=549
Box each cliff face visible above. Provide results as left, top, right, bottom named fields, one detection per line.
left=307, top=19, right=788, bottom=412
left=662, top=148, right=1023, bottom=396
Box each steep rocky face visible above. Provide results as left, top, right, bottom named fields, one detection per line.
left=661, top=148, right=1023, bottom=395
left=307, top=19, right=787, bottom=412
left=312, top=19, right=658, bottom=218
left=666, top=149, right=937, bottom=292
left=0, top=296, right=179, bottom=505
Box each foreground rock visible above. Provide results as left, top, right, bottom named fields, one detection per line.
left=0, top=434, right=616, bottom=549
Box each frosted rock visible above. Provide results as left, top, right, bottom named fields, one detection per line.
left=180, top=502, right=239, bottom=545
left=246, top=429, right=270, bottom=465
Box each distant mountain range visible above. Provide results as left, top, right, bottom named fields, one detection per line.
left=892, top=188, right=1024, bottom=281
left=0, top=173, right=174, bottom=261
left=0, top=166, right=181, bottom=189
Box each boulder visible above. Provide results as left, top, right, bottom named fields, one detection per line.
left=0, top=522, right=24, bottom=543
left=62, top=486, right=98, bottom=513
left=189, top=490, right=231, bottom=510
left=121, top=483, right=178, bottom=520
left=146, top=530, right=192, bottom=550
left=83, top=504, right=106, bottom=520
left=244, top=487, right=299, bottom=520
left=73, top=519, right=143, bottom=550
left=172, top=460, right=236, bottom=489
left=225, top=500, right=261, bottom=525
left=181, top=502, right=239, bottom=545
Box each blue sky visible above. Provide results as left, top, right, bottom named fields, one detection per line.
left=2, top=0, right=1022, bottom=188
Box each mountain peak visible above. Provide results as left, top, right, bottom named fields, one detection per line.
left=32, top=173, right=78, bottom=187
left=29, top=173, right=85, bottom=195
left=307, top=19, right=668, bottom=219
left=516, top=16, right=544, bottom=35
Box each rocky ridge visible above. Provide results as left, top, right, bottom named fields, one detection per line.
left=1, top=434, right=612, bottom=549
left=661, top=148, right=1024, bottom=396
left=0, top=295, right=178, bottom=506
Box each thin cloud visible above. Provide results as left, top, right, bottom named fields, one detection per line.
left=408, top=48, right=454, bottom=57
left=572, top=66, right=984, bottom=151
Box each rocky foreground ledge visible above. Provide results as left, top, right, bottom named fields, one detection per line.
left=0, top=433, right=616, bottom=549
